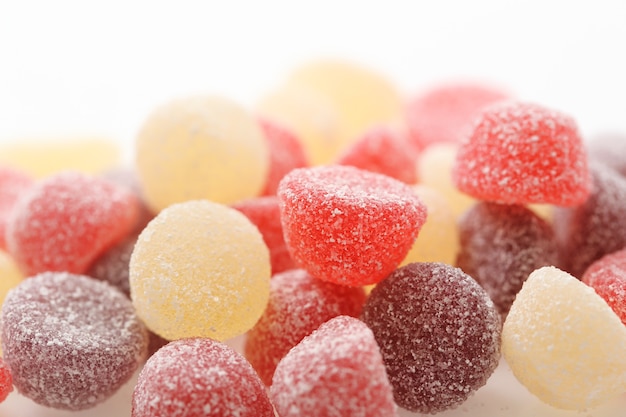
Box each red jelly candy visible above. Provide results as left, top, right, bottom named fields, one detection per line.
left=6, top=171, right=139, bottom=275
left=132, top=338, right=275, bottom=417
left=270, top=315, right=398, bottom=417
left=259, top=118, right=309, bottom=196
left=335, top=125, right=419, bottom=184
left=1, top=272, right=148, bottom=410
left=361, top=262, right=501, bottom=414
left=0, top=357, right=13, bottom=403
left=453, top=101, right=591, bottom=206
left=244, top=268, right=366, bottom=385
left=278, top=165, right=427, bottom=286
left=582, top=248, right=626, bottom=325
left=232, top=196, right=295, bottom=274
left=0, top=166, right=34, bottom=250
left=406, top=83, right=509, bottom=149
left=456, top=202, right=558, bottom=315
left=554, top=165, right=626, bottom=277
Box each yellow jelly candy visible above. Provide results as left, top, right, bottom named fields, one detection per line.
left=286, top=59, right=403, bottom=148
left=0, top=137, right=120, bottom=178
left=129, top=200, right=271, bottom=341
left=502, top=266, right=626, bottom=410
left=418, top=143, right=476, bottom=218
left=136, top=95, right=270, bottom=212
left=401, top=185, right=459, bottom=266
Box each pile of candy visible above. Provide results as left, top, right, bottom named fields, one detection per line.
left=0, top=58, right=626, bottom=416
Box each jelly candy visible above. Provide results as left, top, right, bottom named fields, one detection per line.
left=582, top=248, right=626, bottom=325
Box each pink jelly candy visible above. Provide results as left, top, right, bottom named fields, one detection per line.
left=0, top=357, right=13, bottom=403
left=582, top=248, right=626, bottom=324
left=232, top=196, right=295, bottom=274
left=452, top=101, right=591, bottom=206
left=259, top=118, right=309, bottom=196
left=244, top=268, right=366, bottom=385
left=270, top=315, right=398, bottom=417
left=1, top=272, right=148, bottom=410
left=0, top=166, right=34, bottom=250
left=278, top=165, right=427, bottom=286
left=554, top=165, right=626, bottom=277
left=6, top=171, right=139, bottom=275
left=587, top=132, right=626, bottom=178
left=132, top=338, right=275, bottom=417
left=335, top=125, right=419, bottom=184
left=406, top=83, right=509, bottom=149
left=361, top=262, right=501, bottom=413
left=456, top=202, right=558, bottom=315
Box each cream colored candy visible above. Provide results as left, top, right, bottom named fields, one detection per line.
left=401, top=185, right=459, bottom=266
left=136, top=95, right=269, bottom=212
left=502, top=266, right=626, bottom=410
left=418, top=143, right=476, bottom=218
left=129, top=200, right=271, bottom=341
left=0, top=137, right=120, bottom=178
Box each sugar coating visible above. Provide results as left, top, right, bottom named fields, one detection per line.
left=278, top=165, right=427, bottom=286
left=231, top=196, right=295, bottom=275
left=0, top=166, right=34, bottom=250
left=6, top=171, right=139, bottom=276
left=258, top=118, right=309, bottom=196
left=244, top=269, right=366, bottom=385
left=129, top=200, right=271, bottom=341
left=286, top=59, right=403, bottom=151
left=456, top=202, right=558, bottom=316
left=582, top=248, right=626, bottom=325
left=0, top=138, right=121, bottom=178
left=336, top=125, right=419, bottom=184
left=132, top=338, right=275, bottom=417
left=257, top=83, right=343, bottom=165
left=88, top=233, right=138, bottom=298
left=1, top=272, right=148, bottom=410
left=553, top=165, right=626, bottom=278
left=401, top=185, right=459, bottom=266
left=135, top=95, right=269, bottom=212
left=361, top=262, right=501, bottom=414
left=453, top=101, right=591, bottom=206
left=270, top=315, right=398, bottom=417
left=0, top=357, right=13, bottom=403
left=418, top=143, right=476, bottom=218
left=502, top=266, right=626, bottom=410
left=406, top=83, right=509, bottom=149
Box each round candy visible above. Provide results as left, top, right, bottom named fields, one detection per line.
left=270, top=315, right=398, bottom=417
left=456, top=202, right=559, bottom=315
left=553, top=165, right=626, bottom=277
left=361, top=262, right=501, bottom=414
left=502, top=266, right=626, bottom=410
left=6, top=171, right=139, bottom=276
left=130, top=200, right=271, bottom=341
left=231, top=196, right=295, bottom=275
left=335, top=124, right=419, bottom=184
left=0, top=166, right=34, bottom=250
left=582, top=248, right=626, bottom=325
left=132, top=338, right=275, bottom=417
left=136, top=95, right=270, bottom=212
left=406, top=82, right=509, bottom=149
left=587, top=132, right=626, bottom=177
left=1, top=272, right=148, bottom=410
left=452, top=101, right=591, bottom=206
left=244, top=269, right=366, bottom=385
left=87, top=233, right=138, bottom=297
left=258, top=118, right=309, bottom=196
left=0, top=357, right=12, bottom=403
left=278, top=165, right=427, bottom=286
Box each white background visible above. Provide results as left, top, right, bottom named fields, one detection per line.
left=1, top=0, right=625, bottom=149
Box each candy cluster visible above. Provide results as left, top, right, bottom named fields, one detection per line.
left=0, top=59, right=625, bottom=416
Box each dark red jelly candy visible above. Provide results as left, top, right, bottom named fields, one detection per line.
left=244, top=268, right=366, bottom=385
left=1, top=272, right=148, bottom=410
left=361, top=262, right=501, bottom=414
left=132, top=338, right=275, bottom=417
left=456, top=202, right=558, bottom=315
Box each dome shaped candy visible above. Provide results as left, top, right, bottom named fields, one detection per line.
left=452, top=101, right=591, bottom=206
left=1, top=272, right=148, bottom=410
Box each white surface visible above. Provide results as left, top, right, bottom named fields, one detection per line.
left=1, top=1, right=626, bottom=416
